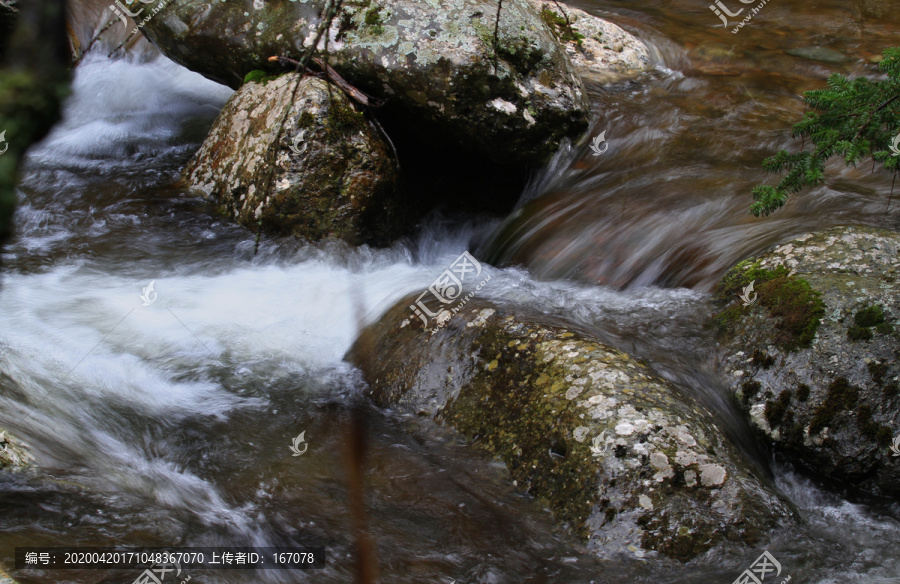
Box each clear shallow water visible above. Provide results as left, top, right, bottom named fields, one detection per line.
left=0, top=6, right=899, bottom=584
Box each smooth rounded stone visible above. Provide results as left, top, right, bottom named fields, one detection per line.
left=347, top=296, right=795, bottom=561
left=715, top=226, right=900, bottom=498
left=0, top=428, right=33, bottom=471
left=527, top=0, right=652, bottom=83
left=182, top=73, right=400, bottom=245
left=785, top=47, right=852, bottom=64
left=136, top=0, right=590, bottom=165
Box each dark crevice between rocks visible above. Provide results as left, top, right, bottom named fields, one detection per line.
left=372, top=101, right=530, bottom=220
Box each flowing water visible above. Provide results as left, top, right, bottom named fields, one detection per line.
left=1, top=1, right=899, bottom=583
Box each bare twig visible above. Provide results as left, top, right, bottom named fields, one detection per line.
left=268, top=55, right=383, bottom=107
left=107, top=27, right=140, bottom=59
left=254, top=0, right=343, bottom=254
left=72, top=16, right=119, bottom=66
left=492, top=0, right=503, bottom=74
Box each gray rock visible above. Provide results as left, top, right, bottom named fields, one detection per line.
left=0, top=562, right=19, bottom=584
left=137, top=0, right=590, bottom=165
left=0, top=428, right=33, bottom=471
left=715, top=226, right=900, bottom=498
left=347, top=296, right=795, bottom=561
left=527, top=0, right=652, bottom=83
left=785, top=47, right=852, bottom=64
left=182, top=73, right=400, bottom=245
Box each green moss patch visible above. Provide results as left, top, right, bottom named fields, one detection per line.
left=809, top=377, right=859, bottom=435
left=856, top=404, right=892, bottom=446
left=539, top=8, right=584, bottom=45
left=715, top=261, right=825, bottom=352
left=242, top=69, right=282, bottom=85
left=795, top=383, right=810, bottom=401
left=752, top=348, right=775, bottom=369
left=764, top=390, right=792, bottom=427
left=848, top=305, right=893, bottom=341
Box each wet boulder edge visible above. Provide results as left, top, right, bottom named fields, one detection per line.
left=715, top=225, right=900, bottom=499
left=136, top=0, right=594, bottom=166
left=347, top=296, right=795, bottom=561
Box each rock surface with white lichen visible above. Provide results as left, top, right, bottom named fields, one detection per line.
left=182, top=72, right=401, bottom=244
left=136, top=0, right=601, bottom=166
left=347, top=296, right=795, bottom=561
left=715, top=225, right=900, bottom=498
left=527, top=0, right=652, bottom=83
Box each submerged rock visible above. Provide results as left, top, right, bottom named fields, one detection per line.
left=527, top=0, right=652, bottom=83
left=715, top=226, right=900, bottom=498
left=182, top=73, right=400, bottom=245
left=348, top=296, right=794, bottom=561
left=785, top=47, right=852, bottom=64
left=137, top=0, right=590, bottom=165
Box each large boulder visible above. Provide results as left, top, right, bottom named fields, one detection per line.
left=136, top=0, right=590, bottom=166
left=715, top=226, right=900, bottom=498
left=347, top=296, right=794, bottom=561
left=182, top=72, right=401, bottom=244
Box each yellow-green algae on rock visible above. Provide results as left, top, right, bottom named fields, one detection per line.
left=348, top=296, right=794, bottom=561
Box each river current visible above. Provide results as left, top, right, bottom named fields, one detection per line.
left=1, top=1, right=899, bottom=582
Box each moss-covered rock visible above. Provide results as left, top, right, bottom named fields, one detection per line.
left=715, top=226, right=900, bottom=498
left=182, top=73, right=401, bottom=245
left=135, top=0, right=593, bottom=166
left=347, top=297, right=794, bottom=561
left=527, top=0, right=652, bottom=83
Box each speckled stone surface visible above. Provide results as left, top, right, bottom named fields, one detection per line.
left=0, top=563, right=18, bottom=584
left=137, top=0, right=590, bottom=165
left=527, top=0, right=652, bottom=83
left=182, top=73, right=400, bottom=245
left=717, top=226, right=900, bottom=497
left=348, top=296, right=794, bottom=561
left=0, top=428, right=33, bottom=471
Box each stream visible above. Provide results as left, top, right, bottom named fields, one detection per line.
left=1, top=0, right=900, bottom=582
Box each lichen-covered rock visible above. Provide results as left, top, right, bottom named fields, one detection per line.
left=182, top=73, right=400, bottom=245
left=527, top=0, right=652, bottom=83
left=715, top=226, right=900, bottom=498
left=0, top=428, right=33, bottom=471
left=137, top=0, right=590, bottom=165
left=0, top=562, right=19, bottom=584
left=347, top=296, right=794, bottom=561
